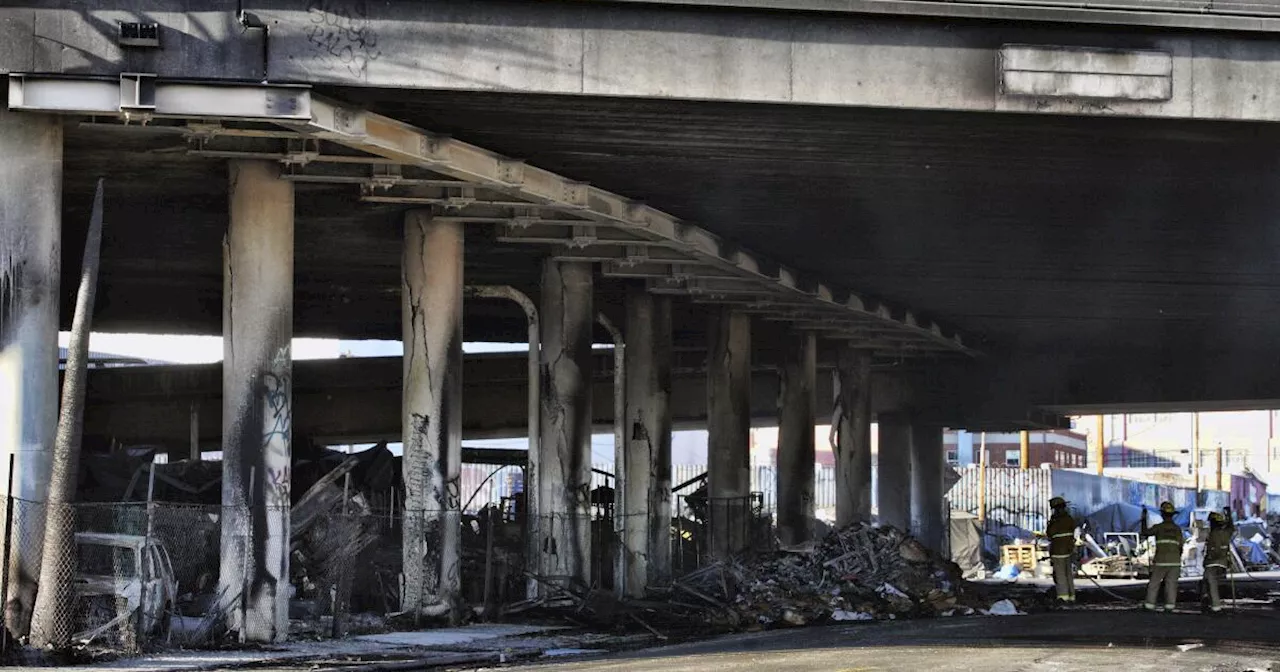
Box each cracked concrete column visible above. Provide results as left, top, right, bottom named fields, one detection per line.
left=536, top=260, right=593, bottom=590
left=833, top=348, right=872, bottom=527
left=401, top=211, right=464, bottom=621
left=620, top=285, right=672, bottom=597
left=219, top=160, right=293, bottom=643
left=0, top=105, right=60, bottom=636
left=877, top=412, right=913, bottom=531
left=776, top=331, right=816, bottom=547
left=910, top=424, right=946, bottom=552
left=707, top=308, right=751, bottom=558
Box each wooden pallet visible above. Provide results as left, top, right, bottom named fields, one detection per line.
left=1001, top=544, right=1038, bottom=572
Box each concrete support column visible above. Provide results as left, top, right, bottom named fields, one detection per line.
left=833, top=348, right=872, bottom=526
left=536, top=260, right=593, bottom=589
left=620, top=286, right=672, bottom=597
left=707, top=309, right=751, bottom=557
left=219, top=160, right=293, bottom=642
left=401, top=211, right=463, bottom=621
left=910, top=424, right=946, bottom=552
left=776, top=331, right=816, bottom=546
left=0, top=106, right=61, bottom=636
left=876, top=413, right=913, bottom=531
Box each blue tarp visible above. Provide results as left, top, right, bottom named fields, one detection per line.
left=1239, top=538, right=1269, bottom=564
left=1084, top=502, right=1196, bottom=532
left=1083, top=502, right=1163, bottom=536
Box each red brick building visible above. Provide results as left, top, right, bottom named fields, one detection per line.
left=944, top=429, right=1088, bottom=468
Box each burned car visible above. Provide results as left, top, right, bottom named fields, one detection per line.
left=74, top=532, right=177, bottom=644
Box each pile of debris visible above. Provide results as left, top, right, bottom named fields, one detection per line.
left=672, top=523, right=992, bottom=628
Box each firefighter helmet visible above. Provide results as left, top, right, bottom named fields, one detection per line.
left=1159, top=501, right=1176, bottom=515
left=1049, top=496, right=1067, bottom=508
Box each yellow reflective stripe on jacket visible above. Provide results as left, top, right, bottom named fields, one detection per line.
left=1051, top=533, right=1074, bottom=539
left=1154, top=562, right=1183, bottom=567
left=1156, top=540, right=1182, bottom=545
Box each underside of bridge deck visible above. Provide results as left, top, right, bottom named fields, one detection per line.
left=51, top=87, right=1280, bottom=410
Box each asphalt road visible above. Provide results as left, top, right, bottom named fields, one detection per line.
left=501, top=610, right=1280, bottom=672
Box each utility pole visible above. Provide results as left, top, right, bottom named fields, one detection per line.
left=1094, top=415, right=1105, bottom=475
left=1019, top=431, right=1029, bottom=470
left=1193, top=412, right=1202, bottom=494
left=1216, top=444, right=1224, bottom=492
left=977, top=432, right=987, bottom=525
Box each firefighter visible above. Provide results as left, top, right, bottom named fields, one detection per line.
left=1046, top=496, right=1078, bottom=603
left=1203, top=507, right=1235, bottom=613
left=1141, top=501, right=1185, bottom=612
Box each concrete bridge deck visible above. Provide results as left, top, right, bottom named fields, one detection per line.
left=4, top=0, right=1280, bottom=644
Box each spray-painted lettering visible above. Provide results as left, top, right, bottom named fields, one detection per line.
left=305, top=0, right=381, bottom=78
left=262, top=368, right=292, bottom=506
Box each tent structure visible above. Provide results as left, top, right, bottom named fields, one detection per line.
left=1083, top=502, right=1163, bottom=537
left=949, top=510, right=984, bottom=577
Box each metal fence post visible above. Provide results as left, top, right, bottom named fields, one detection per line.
left=0, top=454, right=15, bottom=653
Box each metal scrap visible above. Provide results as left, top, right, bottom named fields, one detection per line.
left=670, top=522, right=996, bottom=629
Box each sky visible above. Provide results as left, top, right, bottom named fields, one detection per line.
left=57, top=332, right=531, bottom=363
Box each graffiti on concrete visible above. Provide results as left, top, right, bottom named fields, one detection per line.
left=261, top=347, right=292, bottom=507
left=305, top=0, right=381, bottom=78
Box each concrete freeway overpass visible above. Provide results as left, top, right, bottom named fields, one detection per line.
left=6, top=0, right=1280, bottom=642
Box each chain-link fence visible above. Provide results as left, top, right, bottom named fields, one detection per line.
left=0, top=466, right=776, bottom=655
left=2, top=498, right=387, bottom=653
left=3, top=499, right=221, bottom=652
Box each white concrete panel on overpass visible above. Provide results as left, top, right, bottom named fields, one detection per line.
left=1189, top=39, right=1280, bottom=120
left=581, top=9, right=792, bottom=101
left=284, top=1, right=585, bottom=92
left=0, top=5, right=262, bottom=80
left=996, top=40, right=1194, bottom=117
left=11, top=0, right=1280, bottom=122
left=789, top=21, right=992, bottom=110
left=254, top=0, right=1280, bottom=123
left=999, top=46, right=1173, bottom=101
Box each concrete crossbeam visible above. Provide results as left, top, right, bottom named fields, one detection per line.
left=77, top=355, right=951, bottom=450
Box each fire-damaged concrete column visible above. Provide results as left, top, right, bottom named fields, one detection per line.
left=401, top=211, right=463, bottom=621
left=876, top=412, right=913, bottom=531
left=910, top=424, right=946, bottom=552
left=833, top=348, right=872, bottom=526
left=620, top=285, right=673, bottom=597
left=535, top=260, right=594, bottom=590
left=0, top=106, right=60, bottom=636
left=707, top=309, right=751, bottom=557
left=776, top=331, right=816, bottom=546
left=219, top=160, right=293, bottom=642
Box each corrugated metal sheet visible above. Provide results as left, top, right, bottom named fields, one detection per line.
left=948, top=467, right=1051, bottom=538
left=947, top=466, right=1231, bottom=541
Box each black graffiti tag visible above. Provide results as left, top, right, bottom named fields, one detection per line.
left=305, top=0, right=381, bottom=78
